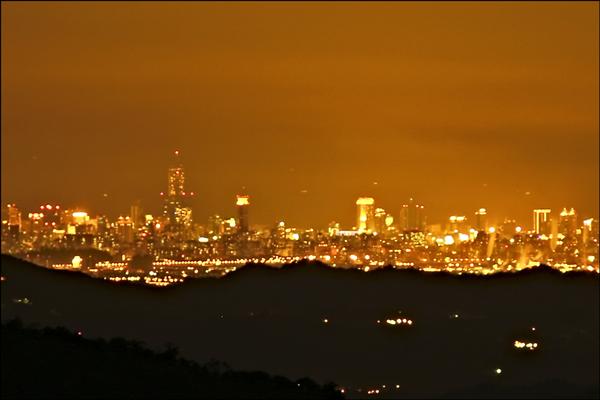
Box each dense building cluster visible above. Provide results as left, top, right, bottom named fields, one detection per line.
left=2, top=152, right=598, bottom=284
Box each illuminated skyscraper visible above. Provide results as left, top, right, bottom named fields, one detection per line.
left=374, top=208, right=394, bottom=235
left=174, top=206, right=193, bottom=227
left=7, top=204, right=21, bottom=227
left=97, top=215, right=109, bottom=236
left=448, top=215, right=468, bottom=233
left=130, top=201, right=142, bottom=229
left=70, top=211, right=94, bottom=235
left=475, top=208, right=488, bottom=231
left=208, top=214, right=224, bottom=235
left=168, top=151, right=185, bottom=197
left=5, top=204, right=21, bottom=244
left=399, top=198, right=425, bottom=231
left=533, top=209, right=551, bottom=234
left=582, top=218, right=598, bottom=245
left=236, top=195, right=250, bottom=232
left=72, top=211, right=89, bottom=225
left=163, top=151, right=193, bottom=228
left=559, top=207, right=577, bottom=236
left=374, top=208, right=387, bottom=234
left=356, top=197, right=375, bottom=233
left=328, top=221, right=340, bottom=236
left=116, top=216, right=134, bottom=244
left=37, top=204, right=61, bottom=225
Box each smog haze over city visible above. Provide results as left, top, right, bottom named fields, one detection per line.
left=1, top=2, right=599, bottom=400
left=2, top=2, right=598, bottom=228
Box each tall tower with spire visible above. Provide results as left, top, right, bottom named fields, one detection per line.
left=167, top=150, right=185, bottom=197
left=162, top=150, right=193, bottom=229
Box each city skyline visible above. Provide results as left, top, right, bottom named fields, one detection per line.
left=2, top=2, right=598, bottom=228
left=4, top=146, right=597, bottom=281
left=1, top=3, right=598, bottom=398
left=2, top=149, right=596, bottom=231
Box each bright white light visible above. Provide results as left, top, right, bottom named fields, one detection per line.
left=356, top=197, right=374, bottom=205
left=71, top=256, right=83, bottom=269
left=236, top=195, right=250, bottom=206
left=444, top=235, right=455, bottom=245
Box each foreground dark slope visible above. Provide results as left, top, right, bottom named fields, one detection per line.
left=1, top=320, right=340, bottom=399
left=1, top=255, right=598, bottom=398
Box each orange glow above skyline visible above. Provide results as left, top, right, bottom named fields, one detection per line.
left=1, top=2, right=598, bottom=228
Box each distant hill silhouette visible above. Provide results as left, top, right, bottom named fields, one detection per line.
left=1, top=319, right=341, bottom=399
left=229, top=258, right=590, bottom=281
left=1, top=254, right=598, bottom=399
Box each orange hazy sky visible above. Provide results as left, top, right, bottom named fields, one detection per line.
left=2, top=2, right=598, bottom=228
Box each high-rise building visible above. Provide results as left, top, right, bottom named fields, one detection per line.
left=399, top=198, right=425, bottom=231
left=6, top=204, right=21, bottom=244
left=208, top=215, right=224, bottom=235
left=130, top=201, right=143, bottom=229
left=374, top=208, right=393, bottom=235
left=97, top=215, right=109, bottom=236
left=174, top=206, right=193, bottom=227
left=582, top=218, right=598, bottom=245
left=163, top=151, right=193, bottom=228
left=533, top=209, right=551, bottom=234
left=356, top=197, right=375, bottom=233
left=374, top=208, right=387, bottom=234
left=168, top=153, right=185, bottom=197
left=7, top=204, right=21, bottom=227
left=328, top=221, right=340, bottom=236
left=72, top=211, right=89, bottom=225
left=475, top=208, right=488, bottom=231
left=236, top=195, right=250, bottom=233
left=69, top=211, right=95, bottom=235
left=559, top=207, right=577, bottom=236
left=38, top=204, right=61, bottom=225
left=116, top=216, right=134, bottom=244
left=448, top=215, right=467, bottom=233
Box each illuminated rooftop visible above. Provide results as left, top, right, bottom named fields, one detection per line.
left=356, top=197, right=375, bottom=205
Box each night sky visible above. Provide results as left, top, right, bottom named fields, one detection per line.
left=2, top=2, right=598, bottom=228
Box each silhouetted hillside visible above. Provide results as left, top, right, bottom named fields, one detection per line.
left=1, top=319, right=342, bottom=399
left=2, top=254, right=598, bottom=398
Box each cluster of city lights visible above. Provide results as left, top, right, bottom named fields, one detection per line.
left=45, top=252, right=599, bottom=288
left=514, top=340, right=539, bottom=351
left=384, top=318, right=414, bottom=326
left=3, top=155, right=598, bottom=285
left=339, top=384, right=402, bottom=396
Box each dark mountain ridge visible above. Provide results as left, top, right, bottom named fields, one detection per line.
left=2, top=254, right=598, bottom=399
